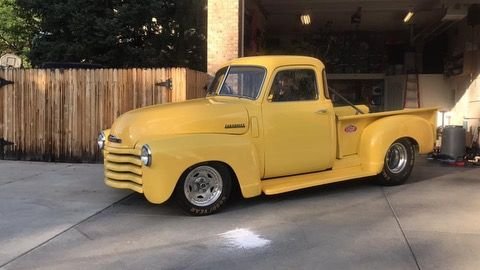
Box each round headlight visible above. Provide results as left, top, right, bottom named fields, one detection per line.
left=97, top=131, right=106, bottom=150
left=141, top=144, right=152, bottom=166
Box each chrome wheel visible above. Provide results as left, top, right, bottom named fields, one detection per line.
left=377, top=139, right=414, bottom=186
left=184, top=166, right=223, bottom=207
left=386, top=142, right=408, bottom=174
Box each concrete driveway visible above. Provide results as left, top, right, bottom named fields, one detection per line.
left=0, top=158, right=479, bottom=270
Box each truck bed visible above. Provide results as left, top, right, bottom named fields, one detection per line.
left=335, top=107, right=437, bottom=158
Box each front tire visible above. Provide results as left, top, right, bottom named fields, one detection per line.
left=376, top=138, right=415, bottom=186
left=175, top=163, right=232, bottom=216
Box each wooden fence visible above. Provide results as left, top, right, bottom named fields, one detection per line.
left=0, top=68, right=209, bottom=162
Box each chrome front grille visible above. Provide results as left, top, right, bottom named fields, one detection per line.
left=104, top=145, right=144, bottom=193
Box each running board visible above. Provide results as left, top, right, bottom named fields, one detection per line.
left=261, top=166, right=377, bottom=195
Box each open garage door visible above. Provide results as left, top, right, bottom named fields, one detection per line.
left=242, top=0, right=467, bottom=112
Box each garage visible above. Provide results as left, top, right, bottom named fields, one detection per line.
left=208, top=0, right=480, bottom=135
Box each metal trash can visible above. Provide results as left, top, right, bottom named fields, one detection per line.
left=440, top=125, right=466, bottom=160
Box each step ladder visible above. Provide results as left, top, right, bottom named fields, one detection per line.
left=404, top=73, right=420, bottom=108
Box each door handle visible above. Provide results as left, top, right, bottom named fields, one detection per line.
left=315, top=109, right=328, bottom=114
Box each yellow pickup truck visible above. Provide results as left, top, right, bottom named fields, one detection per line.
left=98, top=56, right=436, bottom=215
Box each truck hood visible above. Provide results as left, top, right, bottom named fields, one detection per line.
left=109, top=98, right=249, bottom=147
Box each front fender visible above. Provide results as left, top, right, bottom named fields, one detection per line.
left=359, top=115, right=435, bottom=173
left=138, top=134, right=262, bottom=204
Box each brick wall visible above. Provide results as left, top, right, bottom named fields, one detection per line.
left=207, top=0, right=240, bottom=75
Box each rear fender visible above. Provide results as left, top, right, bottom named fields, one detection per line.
left=359, top=115, right=435, bottom=173
left=139, top=134, right=262, bottom=204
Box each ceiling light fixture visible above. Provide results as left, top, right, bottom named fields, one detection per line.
left=300, top=14, right=311, bottom=25
left=403, top=11, right=414, bottom=23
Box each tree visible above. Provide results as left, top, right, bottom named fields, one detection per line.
left=0, top=0, right=37, bottom=66
left=16, top=0, right=206, bottom=70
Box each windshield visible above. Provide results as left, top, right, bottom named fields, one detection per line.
left=209, top=66, right=266, bottom=99
left=207, top=67, right=227, bottom=95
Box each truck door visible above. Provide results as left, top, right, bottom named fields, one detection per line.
left=262, top=67, right=335, bottom=178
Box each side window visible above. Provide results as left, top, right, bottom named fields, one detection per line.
left=269, top=69, right=318, bottom=102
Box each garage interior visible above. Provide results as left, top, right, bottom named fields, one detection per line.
left=243, top=0, right=480, bottom=138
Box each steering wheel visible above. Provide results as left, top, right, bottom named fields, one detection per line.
left=222, top=84, right=233, bottom=95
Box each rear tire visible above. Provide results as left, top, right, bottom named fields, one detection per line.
left=175, top=163, right=232, bottom=216
left=376, top=138, right=415, bottom=186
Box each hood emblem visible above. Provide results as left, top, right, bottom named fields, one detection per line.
left=108, top=134, right=122, bottom=143
left=225, top=123, right=246, bottom=129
